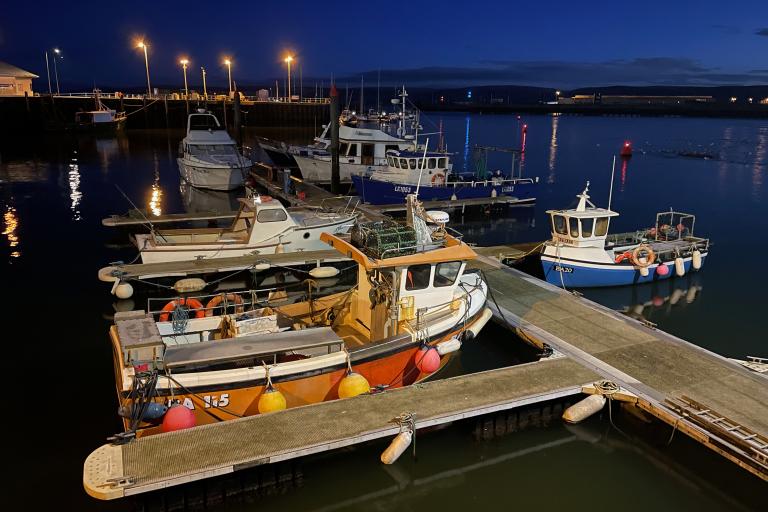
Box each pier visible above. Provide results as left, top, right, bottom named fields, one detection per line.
left=83, top=252, right=768, bottom=500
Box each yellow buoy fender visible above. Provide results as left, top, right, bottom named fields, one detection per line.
left=173, top=277, right=206, bottom=293
left=380, top=431, right=413, bottom=465
left=338, top=372, right=370, bottom=398
left=258, top=387, right=287, bottom=414
left=674, top=257, right=685, bottom=277
left=692, top=250, right=702, bottom=270
left=562, top=394, right=606, bottom=424
left=309, top=266, right=340, bottom=279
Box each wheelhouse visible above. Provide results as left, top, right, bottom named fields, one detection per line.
left=546, top=183, right=618, bottom=249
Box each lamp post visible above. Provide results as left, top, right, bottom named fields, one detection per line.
left=284, top=55, right=294, bottom=102
left=224, top=59, right=232, bottom=96
left=44, top=51, right=52, bottom=95
left=179, top=59, right=189, bottom=98
left=136, top=41, right=152, bottom=97
left=52, top=48, right=61, bottom=95
left=201, top=67, right=208, bottom=101
left=555, top=90, right=561, bottom=103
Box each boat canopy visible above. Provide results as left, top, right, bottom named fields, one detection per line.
left=545, top=182, right=619, bottom=248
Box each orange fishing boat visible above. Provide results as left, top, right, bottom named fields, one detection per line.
left=110, top=195, right=492, bottom=439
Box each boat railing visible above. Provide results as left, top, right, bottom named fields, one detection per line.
left=444, top=177, right=537, bottom=188
left=377, top=232, right=464, bottom=260
left=318, top=196, right=361, bottom=216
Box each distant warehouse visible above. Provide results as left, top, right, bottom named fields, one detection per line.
left=0, top=61, right=38, bottom=96
left=559, top=94, right=714, bottom=105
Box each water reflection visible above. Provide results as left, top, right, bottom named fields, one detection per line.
left=547, top=114, right=559, bottom=184
left=620, top=157, right=629, bottom=192
left=180, top=182, right=239, bottom=213
left=149, top=152, right=163, bottom=216
left=68, top=154, right=82, bottom=221
left=462, top=115, right=471, bottom=174
left=2, top=203, right=20, bottom=260
left=0, top=160, right=49, bottom=183
left=752, top=128, right=766, bottom=199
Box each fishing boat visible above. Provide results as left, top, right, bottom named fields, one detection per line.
left=352, top=145, right=538, bottom=205
left=74, top=89, right=126, bottom=133
left=540, top=183, right=710, bottom=288
left=256, top=131, right=330, bottom=168
left=177, top=110, right=251, bottom=191
left=134, top=194, right=357, bottom=263
left=109, top=195, right=492, bottom=439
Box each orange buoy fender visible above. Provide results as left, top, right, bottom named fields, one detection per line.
left=159, top=298, right=205, bottom=322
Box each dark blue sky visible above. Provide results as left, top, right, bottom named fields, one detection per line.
left=2, top=0, right=767, bottom=90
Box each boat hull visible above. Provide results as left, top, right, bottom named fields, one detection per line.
left=178, top=158, right=248, bottom=191
left=351, top=175, right=538, bottom=205
left=540, top=253, right=708, bottom=288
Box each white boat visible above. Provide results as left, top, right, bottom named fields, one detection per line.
left=75, top=90, right=126, bottom=132
left=135, top=194, right=357, bottom=263
left=177, top=111, right=251, bottom=191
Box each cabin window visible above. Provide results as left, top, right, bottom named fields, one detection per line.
left=339, top=143, right=349, bottom=155
left=256, top=209, right=288, bottom=223
left=569, top=218, right=580, bottom=238
left=387, top=156, right=394, bottom=166
left=428, top=158, right=436, bottom=169
left=553, top=215, right=568, bottom=235
left=361, top=144, right=375, bottom=157
left=400, top=158, right=409, bottom=168
left=438, top=158, right=447, bottom=168
left=405, top=264, right=432, bottom=290
left=347, top=144, right=358, bottom=157
left=409, top=159, right=417, bottom=170
left=434, top=261, right=461, bottom=287
left=595, top=217, right=609, bottom=236
left=581, top=218, right=594, bottom=237
left=393, top=158, right=400, bottom=168
left=385, top=144, right=400, bottom=152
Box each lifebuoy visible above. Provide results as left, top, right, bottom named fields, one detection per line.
left=159, top=298, right=205, bottom=322
left=431, top=173, right=446, bottom=186
left=204, top=293, right=244, bottom=317
left=257, top=195, right=272, bottom=203
left=630, top=244, right=656, bottom=268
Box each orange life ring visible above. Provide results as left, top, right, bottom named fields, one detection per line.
left=630, top=244, right=656, bottom=268
left=205, top=293, right=245, bottom=317
left=431, top=173, right=446, bottom=186
left=159, top=298, right=205, bottom=322
left=258, top=195, right=272, bottom=203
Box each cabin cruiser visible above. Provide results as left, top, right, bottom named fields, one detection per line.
left=134, top=194, right=357, bottom=263
left=75, top=90, right=126, bottom=132
left=108, top=195, right=492, bottom=438
left=540, top=183, right=710, bottom=287
left=177, top=111, right=251, bottom=191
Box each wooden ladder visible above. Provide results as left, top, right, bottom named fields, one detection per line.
left=666, top=395, right=768, bottom=470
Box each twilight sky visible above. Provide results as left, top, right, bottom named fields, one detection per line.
left=2, top=0, right=767, bottom=90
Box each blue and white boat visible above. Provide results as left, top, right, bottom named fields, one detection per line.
left=540, top=183, right=710, bottom=288
left=352, top=148, right=538, bottom=205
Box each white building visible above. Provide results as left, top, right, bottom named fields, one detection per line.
left=0, top=61, right=38, bottom=96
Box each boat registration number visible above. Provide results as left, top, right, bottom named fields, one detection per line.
left=553, top=265, right=574, bottom=273
left=167, top=393, right=230, bottom=410
left=394, top=186, right=413, bottom=193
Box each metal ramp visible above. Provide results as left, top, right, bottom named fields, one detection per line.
left=665, top=395, right=768, bottom=474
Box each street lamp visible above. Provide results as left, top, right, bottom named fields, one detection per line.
left=284, top=55, right=294, bottom=102
left=555, top=90, right=561, bottom=102
left=201, top=67, right=208, bottom=101
left=224, top=58, right=233, bottom=95
left=179, top=59, right=189, bottom=98
left=52, top=48, right=62, bottom=95
left=136, top=41, right=152, bottom=97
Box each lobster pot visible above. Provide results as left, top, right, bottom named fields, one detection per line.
left=351, top=221, right=417, bottom=259
left=115, top=311, right=165, bottom=369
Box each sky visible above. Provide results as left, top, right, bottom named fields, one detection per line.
left=1, top=0, right=767, bottom=91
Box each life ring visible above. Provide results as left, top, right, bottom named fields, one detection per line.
left=257, top=195, right=272, bottom=203
left=204, top=293, right=244, bottom=317
left=431, top=173, right=446, bottom=186
left=159, top=298, right=205, bottom=322
left=630, top=244, right=656, bottom=268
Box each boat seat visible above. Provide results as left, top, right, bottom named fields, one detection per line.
left=164, top=326, right=344, bottom=370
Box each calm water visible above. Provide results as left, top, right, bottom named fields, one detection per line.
left=1, top=114, right=765, bottom=509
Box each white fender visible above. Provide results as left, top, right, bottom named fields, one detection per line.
left=692, top=250, right=702, bottom=270
left=381, top=431, right=412, bottom=465
left=562, top=394, right=606, bottom=424
left=674, top=257, right=685, bottom=277
left=309, top=266, right=340, bottom=279
left=173, top=278, right=206, bottom=293
left=437, top=336, right=462, bottom=356
left=464, top=308, right=493, bottom=340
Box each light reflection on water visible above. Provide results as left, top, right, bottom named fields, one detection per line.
left=68, top=154, right=82, bottom=220
left=2, top=203, right=20, bottom=260
left=149, top=151, right=163, bottom=216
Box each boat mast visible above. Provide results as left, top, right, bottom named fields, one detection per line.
left=360, top=75, right=364, bottom=114
left=377, top=69, right=380, bottom=115
left=414, top=137, right=430, bottom=197
left=607, top=155, right=616, bottom=211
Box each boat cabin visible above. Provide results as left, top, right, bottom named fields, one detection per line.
left=385, top=150, right=451, bottom=176
left=180, top=111, right=240, bottom=159
left=546, top=183, right=619, bottom=249
left=335, top=125, right=411, bottom=166
left=151, top=196, right=295, bottom=246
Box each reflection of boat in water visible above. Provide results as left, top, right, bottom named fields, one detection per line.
left=582, top=273, right=704, bottom=322
left=541, top=183, right=710, bottom=288
left=179, top=182, right=239, bottom=214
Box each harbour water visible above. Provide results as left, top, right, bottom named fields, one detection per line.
left=1, top=113, right=765, bottom=509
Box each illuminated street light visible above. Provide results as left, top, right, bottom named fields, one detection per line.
left=136, top=41, right=152, bottom=97
left=180, top=59, right=189, bottom=98
left=284, top=55, right=294, bottom=102
left=224, top=58, right=233, bottom=95
left=52, top=48, right=62, bottom=95
left=201, top=66, right=208, bottom=101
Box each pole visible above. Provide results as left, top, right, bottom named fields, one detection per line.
left=299, top=64, right=303, bottom=101
left=414, top=138, right=430, bottom=198
left=143, top=45, right=151, bottom=97
left=201, top=67, right=208, bottom=102
left=360, top=75, right=364, bottom=114
left=53, top=52, right=60, bottom=95
left=44, top=51, right=52, bottom=95
left=608, top=155, right=616, bottom=211
left=287, top=59, right=292, bottom=102
left=233, top=91, right=242, bottom=145
left=182, top=63, right=188, bottom=98
left=227, top=63, right=232, bottom=95
left=330, top=82, right=340, bottom=194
